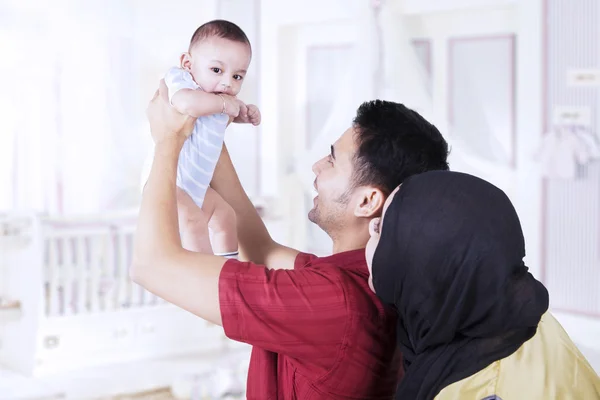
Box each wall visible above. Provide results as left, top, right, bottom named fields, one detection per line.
left=541, top=0, right=600, bottom=363
left=402, top=0, right=517, bottom=14
left=513, top=0, right=545, bottom=282
left=542, top=0, right=600, bottom=316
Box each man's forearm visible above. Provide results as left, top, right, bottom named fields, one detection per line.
left=210, top=145, right=276, bottom=263
left=211, top=145, right=300, bottom=269
left=133, top=137, right=186, bottom=268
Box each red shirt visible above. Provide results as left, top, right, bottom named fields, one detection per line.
left=219, top=250, right=400, bottom=399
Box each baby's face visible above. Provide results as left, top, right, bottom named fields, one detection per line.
left=182, top=37, right=251, bottom=96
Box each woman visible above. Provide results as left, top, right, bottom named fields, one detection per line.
left=365, top=171, right=600, bottom=400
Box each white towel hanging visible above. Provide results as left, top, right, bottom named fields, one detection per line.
left=535, top=126, right=596, bottom=180
left=575, top=127, right=600, bottom=160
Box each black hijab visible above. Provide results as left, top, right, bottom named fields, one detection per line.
left=372, top=171, right=549, bottom=400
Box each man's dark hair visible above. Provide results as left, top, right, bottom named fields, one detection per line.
left=351, top=100, right=449, bottom=194
left=189, top=19, right=251, bottom=52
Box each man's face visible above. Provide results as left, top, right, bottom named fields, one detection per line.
left=308, top=127, right=357, bottom=236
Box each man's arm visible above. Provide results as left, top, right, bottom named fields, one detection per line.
left=219, top=261, right=347, bottom=369
left=131, top=82, right=225, bottom=325
left=211, top=144, right=299, bottom=269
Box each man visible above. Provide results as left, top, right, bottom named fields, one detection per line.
left=132, top=80, right=449, bottom=399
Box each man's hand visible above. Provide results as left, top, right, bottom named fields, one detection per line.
left=233, top=104, right=261, bottom=126
left=147, top=79, right=196, bottom=144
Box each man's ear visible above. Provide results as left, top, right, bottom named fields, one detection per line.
left=180, top=53, right=192, bottom=71
left=353, top=187, right=386, bottom=218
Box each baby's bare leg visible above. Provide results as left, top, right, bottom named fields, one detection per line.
left=176, top=187, right=213, bottom=253
left=202, top=187, right=238, bottom=256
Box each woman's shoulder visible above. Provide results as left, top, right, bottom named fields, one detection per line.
left=436, top=312, right=600, bottom=400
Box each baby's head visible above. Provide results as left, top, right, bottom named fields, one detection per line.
left=180, top=20, right=252, bottom=96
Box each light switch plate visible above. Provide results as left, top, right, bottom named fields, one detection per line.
left=553, top=106, right=592, bottom=127
left=566, top=69, right=600, bottom=87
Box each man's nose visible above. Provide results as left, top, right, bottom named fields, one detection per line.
left=312, top=158, right=325, bottom=175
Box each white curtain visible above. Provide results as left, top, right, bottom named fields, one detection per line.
left=0, top=1, right=147, bottom=215
left=0, top=8, right=60, bottom=213
left=0, top=29, right=18, bottom=212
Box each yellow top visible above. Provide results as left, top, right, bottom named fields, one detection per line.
left=436, top=313, right=600, bottom=400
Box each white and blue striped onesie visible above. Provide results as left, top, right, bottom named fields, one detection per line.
left=164, top=67, right=229, bottom=208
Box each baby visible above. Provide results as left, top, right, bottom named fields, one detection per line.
left=142, top=20, right=260, bottom=258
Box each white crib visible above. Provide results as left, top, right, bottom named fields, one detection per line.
left=0, top=212, right=227, bottom=378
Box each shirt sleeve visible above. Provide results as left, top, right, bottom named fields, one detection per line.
left=218, top=258, right=348, bottom=365
left=163, top=67, right=198, bottom=105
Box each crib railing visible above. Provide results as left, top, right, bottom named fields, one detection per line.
left=1, top=212, right=209, bottom=377
left=42, top=222, right=163, bottom=318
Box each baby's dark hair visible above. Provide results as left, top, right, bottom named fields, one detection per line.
left=189, top=19, right=251, bottom=52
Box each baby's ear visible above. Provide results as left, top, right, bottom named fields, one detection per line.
left=180, top=53, right=192, bottom=71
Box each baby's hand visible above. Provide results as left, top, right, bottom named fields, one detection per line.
left=219, top=94, right=245, bottom=119
left=233, top=104, right=261, bottom=126
left=247, top=104, right=261, bottom=126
